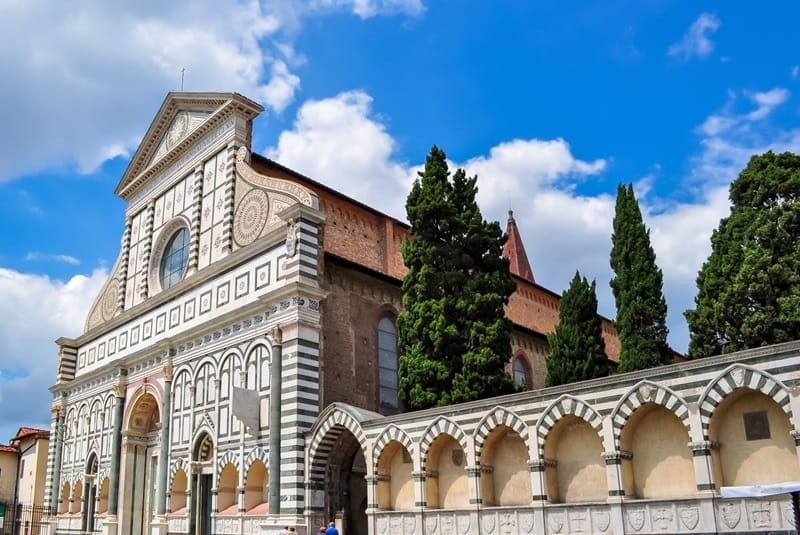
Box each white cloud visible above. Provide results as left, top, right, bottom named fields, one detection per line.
left=745, top=88, right=790, bottom=121
left=0, top=0, right=422, bottom=183
left=668, top=13, right=721, bottom=60
left=792, top=66, right=799, bottom=80
left=25, top=252, right=81, bottom=265
left=306, top=0, right=424, bottom=18
left=0, top=267, right=107, bottom=441
left=265, top=90, right=415, bottom=218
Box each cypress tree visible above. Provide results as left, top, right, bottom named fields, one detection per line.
left=545, top=271, right=609, bottom=386
left=397, top=146, right=515, bottom=410
left=685, top=151, right=800, bottom=357
left=610, top=183, right=672, bottom=372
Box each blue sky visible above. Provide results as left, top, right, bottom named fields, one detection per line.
left=1, top=0, right=799, bottom=442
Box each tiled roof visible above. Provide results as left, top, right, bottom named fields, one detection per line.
left=0, top=444, right=18, bottom=453
left=502, top=210, right=535, bottom=283
left=11, top=427, right=50, bottom=443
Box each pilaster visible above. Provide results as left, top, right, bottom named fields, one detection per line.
left=689, top=440, right=717, bottom=493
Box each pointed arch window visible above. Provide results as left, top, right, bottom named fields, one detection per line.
left=513, top=356, right=530, bottom=390
left=378, top=317, right=399, bottom=415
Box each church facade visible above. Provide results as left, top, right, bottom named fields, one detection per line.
left=45, top=92, right=799, bottom=535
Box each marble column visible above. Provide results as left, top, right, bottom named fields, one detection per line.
left=157, top=363, right=174, bottom=516
left=108, top=381, right=127, bottom=515
left=268, top=328, right=283, bottom=515
left=49, top=406, right=65, bottom=511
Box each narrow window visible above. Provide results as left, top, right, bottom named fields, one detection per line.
left=513, top=357, right=528, bottom=389
left=378, top=318, right=399, bottom=415
left=160, top=227, right=190, bottom=290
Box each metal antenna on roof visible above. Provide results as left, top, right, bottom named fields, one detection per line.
left=180, top=68, right=185, bottom=91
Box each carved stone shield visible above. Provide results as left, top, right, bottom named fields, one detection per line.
left=592, top=510, right=610, bottom=533
left=547, top=512, right=564, bottom=534
left=404, top=514, right=416, bottom=535
left=441, top=515, right=454, bottom=534
left=377, top=517, right=388, bottom=535
left=481, top=514, right=496, bottom=535
left=389, top=516, right=401, bottom=534
left=721, top=502, right=741, bottom=529
left=425, top=515, right=438, bottom=535
left=679, top=506, right=699, bottom=530
left=456, top=513, right=470, bottom=534
left=627, top=509, right=645, bottom=532
left=519, top=512, right=534, bottom=534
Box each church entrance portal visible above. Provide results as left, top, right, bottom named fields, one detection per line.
left=190, top=433, right=214, bottom=535
left=121, top=391, right=160, bottom=535
left=322, top=429, right=368, bottom=535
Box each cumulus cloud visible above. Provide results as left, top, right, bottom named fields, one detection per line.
left=668, top=13, right=721, bottom=60
left=0, top=0, right=421, bottom=183
left=0, top=268, right=107, bottom=441
left=25, top=252, right=81, bottom=265
left=265, top=90, right=415, bottom=218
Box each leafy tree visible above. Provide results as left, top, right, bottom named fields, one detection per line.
left=610, top=183, right=672, bottom=372
left=685, top=151, right=800, bottom=357
left=397, top=145, right=516, bottom=410
left=545, top=271, right=609, bottom=386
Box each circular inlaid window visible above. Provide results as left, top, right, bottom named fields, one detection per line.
left=160, top=227, right=190, bottom=290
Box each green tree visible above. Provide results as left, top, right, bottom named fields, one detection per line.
left=685, top=151, right=800, bottom=357
left=610, top=183, right=672, bottom=372
left=397, top=145, right=516, bottom=410
left=545, top=271, right=609, bottom=386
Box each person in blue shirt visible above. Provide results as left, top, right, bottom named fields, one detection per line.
left=325, top=521, right=340, bottom=535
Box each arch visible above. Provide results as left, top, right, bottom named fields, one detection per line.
left=708, top=388, right=800, bottom=487
left=375, top=440, right=414, bottom=511
left=619, top=403, right=695, bottom=499
left=243, top=339, right=272, bottom=366
left=217, top=450, right=240, bottom=474
left=479, top=424, right=531, bottom=507
left=243, top=447, right=269, bottom=475
left=123, top=383, right=162, bottom=432
left=307, top=403, right=371, bottom=483
left=192, top=356, right=218, bottom=382
left=59, top=481, right=71, bottom=514
left=70, top=480, right=83, bottom=514
left=85, top=451, right=99, bottom=475
left=536, top=395, right=602, bottom=457
left=372, top=425, right=415, bottom=469
left=96, top=477, right=110, bottom=514
left=611, top=381, right=689, bottom=449
left=169, top=458, right=190, bottom=483
left=147, top=215, right=192, bottom=295
left=475, top=406, right=530, bottom=462
left=420, top=417, right=468, bottom=466
left=216, top=463, right=239, bottom=514
left=543, top=415, right=606, bottom=503
left=89, top=399, right=102, bottom=433
left=512, top=351, right=532, bottom=390
left=244, top=459, right=269, bottom=513
left=192, top=431, right=215, bottom=462
left=169, top=468, right=189, bottom=513
left=699, top=364, right=792, bottom=439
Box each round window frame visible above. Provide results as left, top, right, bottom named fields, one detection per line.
left=148, top=217, right=191, bottom=296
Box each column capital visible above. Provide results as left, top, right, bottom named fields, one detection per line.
left=268, top=327, right=283, bottom=345
left=163, top=363, right=174, bottom=382
left=114, top=382, right=126, bottom=399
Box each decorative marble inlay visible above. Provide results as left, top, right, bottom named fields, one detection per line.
left=233, top=189, right=269, bottom=246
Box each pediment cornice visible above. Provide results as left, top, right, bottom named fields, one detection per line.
left=115, top=92, right=263, bottom=200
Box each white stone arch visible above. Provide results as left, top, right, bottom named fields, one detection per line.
left=88, top=398, right=103, bottom=433
left=192, top=355, right=218, bottom=381
left=307, top=403, right=370, bottom=485
left=372, top=425, right=416, bottom=471
left=147, top=214, right=192, bottom=296
left=219, top=347, right=244, bottom=370
left=123, top=383, right=163, bottom=431
left=217, top=450, right=240, bottom=474
left=698, top=364, right=793, bottom=440
left=243, top=339, right=272, bottom=366
left=536, top=395, right=603, bottom=457
left=611, top=381, right=690, bottom=450
left=474, top=406, right=530, bottom=462
left=419, top=416, right=469, bottom=467
left=168, top=458, right=190, bottom=484
left=243, top=447, right=270, bottom=476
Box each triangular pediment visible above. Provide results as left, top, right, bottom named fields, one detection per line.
left=115, top=92, right=263, bottom=200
